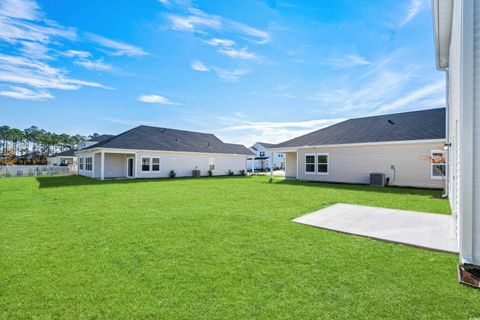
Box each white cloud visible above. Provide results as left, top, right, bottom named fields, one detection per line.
left=0, top=53, right=111, bottom=91
left=64, top=50, right=91, bottom=58
left=74, top=58, right=114, bottom=72
left=212, top=68, right=249, bottom=82
left=166, top=7, right=269, bottom=44
left=375, top=81, right=445, bottom=113
left=86, top=33, right=148, bottom=57
left=224, top=19, right=270, bottom=44
left=218, top=47, right=258, bottom=60
left=0, top=86, right=52, bottom=100
left=191, top=60, right=209, bottom=71
left=214, top=115, right=346, bottom=146
left=400, top=0, right=425, bottom=27
left=167, top=8, right=221, bottom=32
left=305, top=49, right=445, bottom=117
left=326, top=54, right=371, bottom=68
left=0, top=0, right=41, bottom=21
left=138, top=94, right=180, bottom=105
left=0, top=0, right=117, bottom=100
left=203, top=38, right=235, bottom=47
left=158, top=0, right=170, bottom=5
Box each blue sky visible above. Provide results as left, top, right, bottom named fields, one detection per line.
left=0, top=0, right=444, bottom=145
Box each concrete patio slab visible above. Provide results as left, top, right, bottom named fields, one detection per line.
left=293, top=203, right=458, bottom=253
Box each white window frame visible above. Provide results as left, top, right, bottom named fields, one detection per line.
left=141, top=157, right=151, bottom=172
left=316, top=153, right=329, bottom=175
left=152, top=157, right=160, bottom=171
left=208, top=158, right=215, bottom=171
left=305, top=153, right=316, bottom=174
left=431, top=149, right=446, bottom=180
left=79, top=157, right=84, bottom=170
left=85, top=157, right=92, bottom=171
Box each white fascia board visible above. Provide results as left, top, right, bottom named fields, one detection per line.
left=432, top=0, right=454, bottom=70
left=76, top=147, right=251, bottom=157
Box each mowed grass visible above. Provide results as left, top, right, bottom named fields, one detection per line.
left=0, top=175, right=478, bottom=319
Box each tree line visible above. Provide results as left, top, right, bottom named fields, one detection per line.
left=0, top=125, right=101, bottom=165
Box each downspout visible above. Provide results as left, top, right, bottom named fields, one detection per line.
left=443, top=71, right=449, bottom=198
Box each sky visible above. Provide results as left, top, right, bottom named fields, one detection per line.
left=0, top=0, right=445, bottom=146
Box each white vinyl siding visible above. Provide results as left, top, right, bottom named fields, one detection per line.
left=472, top=0, right=480, bottom=264
left=297, top=142, right=445, bottom=189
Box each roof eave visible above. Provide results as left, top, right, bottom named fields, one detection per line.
left=432, top=0, right=453, bottom=70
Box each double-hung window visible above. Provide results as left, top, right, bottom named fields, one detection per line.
left=431, top=150, right=446, bottom=179
left=85, top=157, right=92, bottom=171
left=317, top=153, right=329, bottom=174
left=79, top=157, right=84, bottom=170
left=209, top=158, right=215, bottom=171
left=142, top=158, right=151, bottom=171
left=152, top=158, right=160, bottom=171
left=305, top=153, right=329, bottom=175
left=305, top=154, right=316, bottom=173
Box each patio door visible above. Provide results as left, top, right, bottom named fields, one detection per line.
left=127, top=157, right=134, bottom=178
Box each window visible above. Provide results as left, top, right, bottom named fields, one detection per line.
left=317, top=154, right=329, bottom=174
left=79, top=157, right=84, bottom=170
left=260, top=151, right=265, bottom=156
left=152, top=158, right=160, bottom=171
left=142, top=157, right=150, bottom=171
left=209, top=158, right=215, bottom=171
left=85, top=157, right=92, bottom=171
left=305, top=154, right=315, bottom=173
left=431, top=150, right=446, bottom=179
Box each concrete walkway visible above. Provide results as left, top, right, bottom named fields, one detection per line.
left=293, top=203, right=458, bottom=253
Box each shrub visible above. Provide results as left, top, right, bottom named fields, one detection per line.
left=208, top=170, right=213, bottom=177
left=169, top=170, right=176, bottom=178
left=240, top=170, right=246, bottom=176
left=228, top=169, right=234, bottom=176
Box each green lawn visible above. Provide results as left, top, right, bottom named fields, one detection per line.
left=0, top=175, right=478, bottom=319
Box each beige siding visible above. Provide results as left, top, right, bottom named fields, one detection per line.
left=285, top=152, right=297, bottom=178
left=135, top=151, right=247, bottom=178
left=296, top=142, right=445, bottom=189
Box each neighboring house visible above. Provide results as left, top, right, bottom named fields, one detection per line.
left=247, top=142, right=285, bottom=171
left=78, top=134, right=115, bottom=150
left=47, top=149, right=76, bottom=166
left=47, top=135, right=114, bottom=166
left=268, top=108, right=446, bottom=189
left=76, top=125, right=254, bottom=179
left=432, top=0, right=480, bottom=276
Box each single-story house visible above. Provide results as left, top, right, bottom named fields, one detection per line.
left=247, top=142, right=285, bottom=171
left=47, top=134, right=114, bottom=166
left=432, top=0, right=480, bottom=280
left=47, top=149, right=77, bottom=166
left=268, top=108, right=446, bottom=189
left=76, top=125, right=254, bottom=180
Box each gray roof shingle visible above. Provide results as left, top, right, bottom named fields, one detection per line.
left=53, top=149, right=76, bottom=157
left=272, top=108, right=446, bottom=148
left=83, top=125, right=254, bottom=155
left=87, top=134, right=114, bottom=142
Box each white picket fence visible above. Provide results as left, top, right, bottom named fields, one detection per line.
left=0, top=165, right=76, bottom=178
